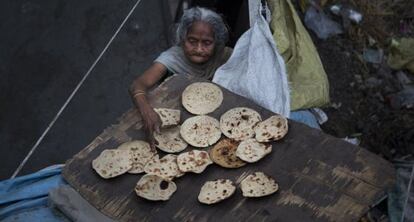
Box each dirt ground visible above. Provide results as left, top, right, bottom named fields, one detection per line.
left=303, top=1, right=414, bottom=161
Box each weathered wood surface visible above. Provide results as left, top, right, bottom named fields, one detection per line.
left=63, top=74, right=396, bottom=222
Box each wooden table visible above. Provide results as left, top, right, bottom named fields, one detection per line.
left=62, top=74, right=395, bottom=222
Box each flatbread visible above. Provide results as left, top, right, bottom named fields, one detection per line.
left=209, top=138, right=246, bottom=168
left=135, top=174, right=177, bottom=201
left=117, top=140, right=157, bottom=174
left=220, top=107, right=262, bottom=141
left=144, top=154, right=184, bottom=180
left=177, top=150, right=212, bottom=173
left=240, top=172, right=279, bottom=197
left=92, top=149, right=132, bottom=179
left=180, top=115, right=221, bottom=148
left=154, top=108, right=180, bottom=127
left=255, top=115, right=288, bottom=142
left=198, top=179, right=236, bottom=204
left=154, top=125, right=188, bottom=153
left=182, top=82, right=223, bottom=115
left=236, top=139, right=272, bottom=163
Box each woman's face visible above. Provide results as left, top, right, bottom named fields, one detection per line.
left=183, top=21, right=216, bottom=64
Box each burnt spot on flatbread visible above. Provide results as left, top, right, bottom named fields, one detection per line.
left=221, top=147, right=229, bottom=155
left=160, top=181, right=169, bottom=190
left=160, top=112, right=167, bottom=118
left=241, top=115, right=250, bottom=120
left=192, top=124, right=199, bottom=130
left=275, top=135, right=282, bottom=140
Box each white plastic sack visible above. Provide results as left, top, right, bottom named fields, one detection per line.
left=213, top=14, right=290, bottom=117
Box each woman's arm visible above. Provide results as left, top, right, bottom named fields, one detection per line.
left=129, top=62, right=167, bottom=148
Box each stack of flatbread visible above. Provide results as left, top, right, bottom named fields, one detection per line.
left=144, top=154, right=184, bottom=180
left=255, top=114, right=288, bottom=142
left=154, top=108, right=181, bottom=128
left=92, top=140, right=157, bottom=178
left=177, top=150, right=213, bottom=174
left=154, top=126, right=187, bottom=153
left=240, top=172, right=279, bottom=197
left=220, top=107, right=262, bottom=141
left=209, top=138, right=246, bottom=168
left=117, top=140, right=156, bottom=174
left=91, top=81, right=288, bottom=203
left=135, top=174, right=177, bottom=201
left=180, top=115, right=221, bottom=148
left=198, top=179, right=236, bottom=204
left=182, top=82, right=223, bottom=115
left=92, top=149, right=132, bottom=179
left=197, top=172, right=279, bottom=204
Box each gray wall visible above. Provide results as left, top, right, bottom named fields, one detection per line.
left=0, top=0, right=172, bottom=179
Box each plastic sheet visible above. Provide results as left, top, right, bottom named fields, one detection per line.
left=213, top=12, right=290, bottom=117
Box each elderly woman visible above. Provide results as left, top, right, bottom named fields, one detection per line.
left=130, top=7, right=232, bottom=148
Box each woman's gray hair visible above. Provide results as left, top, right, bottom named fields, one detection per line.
left=176, top=7, right=229, bottom=46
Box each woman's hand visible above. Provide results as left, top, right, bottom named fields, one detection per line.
left=138, top=104, right=161, bottom=150
left=129, top=62, right=167, bottom=149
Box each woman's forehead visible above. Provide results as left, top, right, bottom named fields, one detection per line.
left=187, top=21, right=215, bottom=39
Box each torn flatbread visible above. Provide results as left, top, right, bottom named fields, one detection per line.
left=92, top=149, right=132, bottom=179
left=198, top=179, right=236, bottom=204
left=210, top=138, right=246, bottom=168
left=180, top=115, right=221, bottom=147
left=255, top=115, right=288, bottom=142
left=144, top=154, right=184, bottom=180
left=220, top=107, right=262, bottom=141
left=154, top=125, right=188, bottom=153
left=135, top=174, right=177, bottom=201
left=177, top=150, right=212, bottom=173
left=154, top=108, right=180, bottom=128
left=117, top=140, right=157, bottom=174
left=240, top=172, right=279, bottom=197
left=236, top=139, right=272, bottom=163
left=182, top=82, right=223, bottom=115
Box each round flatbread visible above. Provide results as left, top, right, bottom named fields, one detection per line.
left=117, top=140, right=157, bottom=174
left=177, top=150, right=213, bottom=173
left=180, top=115, right=221, bottom=148
left=144, top=154, right=184, bottom=180
left=209, top=138, right=246, bottom=168
left=135, top=174, right=177, bottom=201
left=198, top=179, right=236, bottom=204
left=92, top=149, right=132, bottom=179
left=154, top=108, right=181, bottom=128
left=182, top=82, right=223, bottom=115
left=236, top=139, right=272, bottom=163
left=154, top=126, right=188, bottom=153
left=220, top=107, right=262, bottom=141
left=240, top=172, right=279, bottom=197
left=255, top=115, right=288, bottom=142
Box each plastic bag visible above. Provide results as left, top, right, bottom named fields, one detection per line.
left=304, top=6, right=342, bottom=40
left=269, top=0, right=330, bottom=110
left=213, top=13, right=290, bottom=117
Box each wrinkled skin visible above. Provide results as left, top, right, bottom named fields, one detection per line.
left=182, top=21, right=216, bottom=64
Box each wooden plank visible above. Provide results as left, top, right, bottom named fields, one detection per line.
left=63, top=74, right=396, bottom=222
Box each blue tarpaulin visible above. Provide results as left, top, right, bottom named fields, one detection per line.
left=0, top=165, right=68, bottom=221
